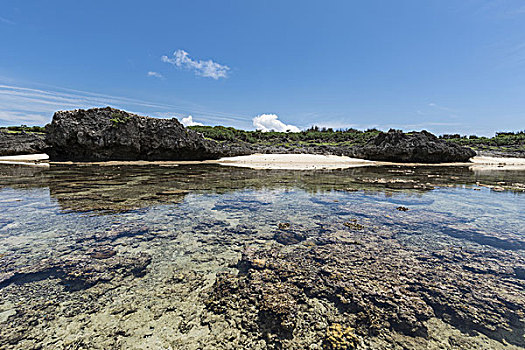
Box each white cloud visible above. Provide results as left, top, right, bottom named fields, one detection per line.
left=161, top=50, right=230, bottom=79
left=180, top=115, right=203, bottom=127
left=147, top=71, right=164, bottom=79
left=252, top=114, right=300, bottom=132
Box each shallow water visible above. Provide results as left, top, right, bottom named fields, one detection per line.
left=0, top=164, right=524, bottom=349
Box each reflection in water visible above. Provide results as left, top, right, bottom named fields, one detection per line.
left=0, top=163, right=523, bottom=213
left=0, top=164, right=524, bottom=349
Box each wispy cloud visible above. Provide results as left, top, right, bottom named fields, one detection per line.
left=0, top=16, right=15, bottom=25
left=0, top=82, right=251, bottom=126
left=147, top=71, right=164, bottom=79
left=161, top=50, right=230, bottom=79
left=253, top=114, right=300, bottom=132
left=427, top=102, right=459, bottom=117
left=498, top=41, right=525, bottom=68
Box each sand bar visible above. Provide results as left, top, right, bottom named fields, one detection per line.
left=470, top=156, right=525, bottom=165
left=0, top=153, right=49, bottom=163
left=468, top=156, right=525, bottom=171
left=1, top=153, right=524, bottom=170
left=218, top=153, right=374, bottom=170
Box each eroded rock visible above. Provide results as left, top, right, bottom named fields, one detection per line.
left=0, top=131, right=45, bottom=156
left=45, top=107, right=246, bottom=161
left=352, top=130, right=476, bottom=163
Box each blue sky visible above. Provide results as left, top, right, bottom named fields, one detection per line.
left=1, top=0, right=524, bottom=135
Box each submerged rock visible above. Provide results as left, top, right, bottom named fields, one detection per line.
left=323, top=323, right=359, bottom=350
left=45, top=107, right=246, bottom=161
left=207, top=239, right=525, bottom=348
left=0, top=131, right=45, bottom=156
left=352, top=129, right=476, bottom=163
left=0, top=251, right=151, bottom=291
left=274, top=230, right=306, bottom=245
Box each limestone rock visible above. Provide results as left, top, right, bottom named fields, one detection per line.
left=352, top=129, right=476, bottom=163
left=44, top=107, right=246, bottom=161
left=0, top=131, right=45, bottom=156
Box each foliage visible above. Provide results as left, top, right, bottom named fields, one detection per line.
left=109, top=112, right=132, bottom=125
left=0, top=125, right=46, bottom=134
left=188, top=125, right=524, bottom=153
left=1, top=120, right=523, bottom=153
left=188, top=125, right=382, bottom=147
left=439, top=131, right=525, bottom=151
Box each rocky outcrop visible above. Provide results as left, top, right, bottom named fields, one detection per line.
left=0, top=132, right=45, bottom=156
left=351, top=129, right=476, bottom=163
left=44, top=107, right=248, bottom=161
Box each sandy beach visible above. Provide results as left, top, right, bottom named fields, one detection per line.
left=218, top=154, right=525, bottom=170
left=0, top=153, right=50, bottom=166
left=0, top=153, right=49, bottom=162
left=468, top=156, right=525, bottom=171
left=218, top=153, right=374, bottom=170
left=2, top=153, right=525, bottom=171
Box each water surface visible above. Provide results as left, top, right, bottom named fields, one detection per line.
left=0, top=164, right=524, bottom=349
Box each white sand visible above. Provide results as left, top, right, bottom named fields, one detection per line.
left=0, top=153, right=49, bottom=163
left=2, top=153, right=524, bottom=171
left=0, top=161, right=49, bottom=167
left=218, top=153, right=374, bottom=170
left=469, top=156, right=525, bottom=171
left=470, top=156, right=525, bottom=165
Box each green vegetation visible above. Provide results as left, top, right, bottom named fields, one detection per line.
left=189, top=125, right=524, bottom=153
left=188, top=125, right=382, bottom=147
left=109, top=112, right=132, bottom=125
left=1, top=120, right=523, bottom=154
left=440, top=131, right=525, bottom=152
left=0, top=125, right=46, bottom=134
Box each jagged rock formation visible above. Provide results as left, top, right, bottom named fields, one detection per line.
left=8, top=108, right=476, bottom=162
left=352, top=129, right=476, bottom=163
left=0, top=132, right=45, bottom=156
left=44, top=107, right=248, bottom=161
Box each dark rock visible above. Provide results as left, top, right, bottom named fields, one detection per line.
left=278, top=222, right=291, bottom=230
left=514, top=266, right=525, bottom=280
left=88, top=247, right=117, bottom=259
left=0, top=251, right=151, bottom=291
left=274, top=230, right=305, bottom=245
left=343, top=220, right=365, bottom=230
left=44, top=107, right=248, bottom=161
left=352, top=129, right=476, bottom=163
left=0, top=131, right=46, bottom=156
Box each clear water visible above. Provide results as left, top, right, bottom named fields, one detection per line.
left=0, top=164, right=524, bottom=349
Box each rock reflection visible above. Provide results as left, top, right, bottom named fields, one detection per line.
left=0, top=163, right=523, bottom=214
